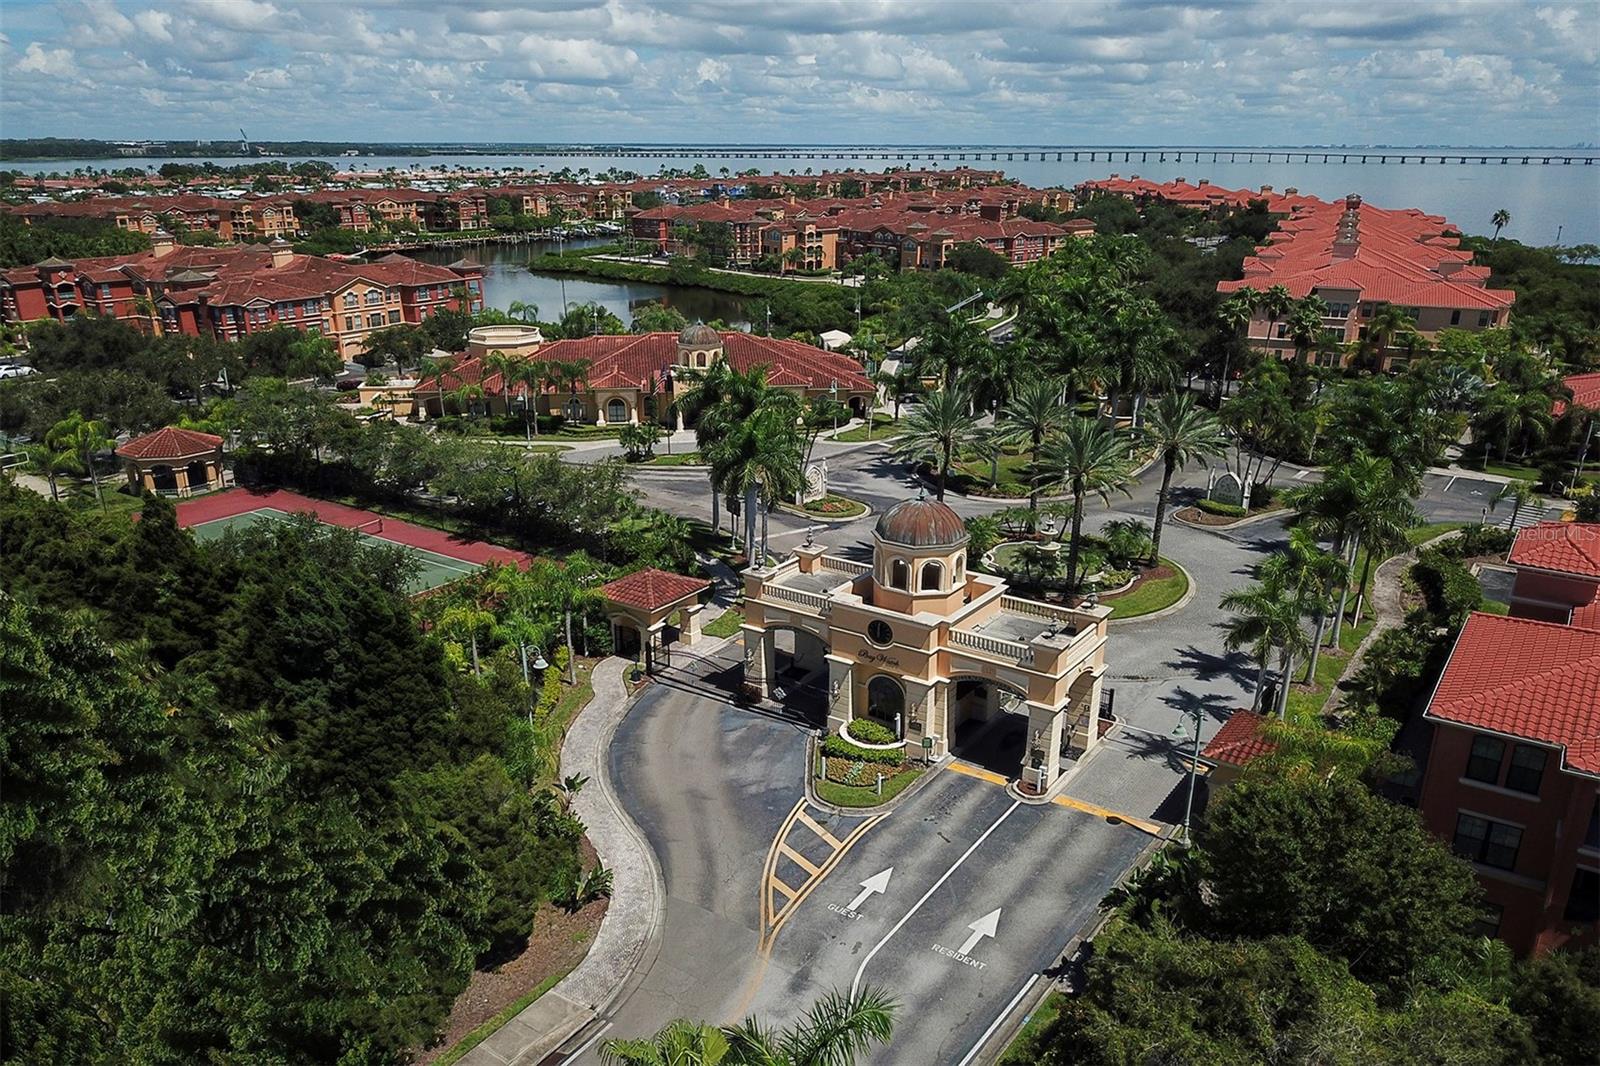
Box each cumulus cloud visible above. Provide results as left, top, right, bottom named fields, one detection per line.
left=0, top=0, right=1592, bottom=144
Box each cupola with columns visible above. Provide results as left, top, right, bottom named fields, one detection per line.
left=870, top=492, right=970, bottom=616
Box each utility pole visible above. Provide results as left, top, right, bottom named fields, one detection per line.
left=1173, top=707, right=1203, bottom=845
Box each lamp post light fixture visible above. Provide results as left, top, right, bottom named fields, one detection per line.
left=1172, top=708, right=1204, bottom=845
left=519, top=644, right=551, bottom=727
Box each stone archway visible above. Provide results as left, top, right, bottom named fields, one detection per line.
left=865, top=674, right=905, bottom=737
left=149, top=464, right=178, bottom=493
left=947, top=673, right=1031, bottom=779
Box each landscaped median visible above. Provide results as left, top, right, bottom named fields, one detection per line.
left=782, top=492, right=869, bottom=522
left=814, top=723, right=924, bottom=809
left=1102, top=557, right=1190, bottom=620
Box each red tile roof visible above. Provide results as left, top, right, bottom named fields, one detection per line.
left=1555, top=372, right=1600, bottom=417
left=1201, top=711, right=1278, bottom=768
left=599, top=568, right=710, bottom=611
left=1426, top=612, right=1600, bottom=777
left=1508, top=523, right=1600, bottom=578
left=116, top=426, right=223, bottom=461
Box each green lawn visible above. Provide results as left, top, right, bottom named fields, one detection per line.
left=65, top=483, right=145, bottom=518
left=643, top=451, right=704, bottom=466
left=1480, top=599, right=1510, bottom=616
left=1407, top=521, right=1468, bottom=547
left=833, top=414, right=905, bottom=443
left=702, top=608, right=744, bottom=639
left=814, top=758, right=923, bottom=808
left=801, top=492, right=868, bottom=519
left=1104, top=559, right=1189, bottom=619
left=430, top=969, right=572, bottom=1066
left=1283, top=617, right=1375, bottom=725
left=950, top=451, right=1033, bottom=497
left=999, top=990, right=1066, bottom=1065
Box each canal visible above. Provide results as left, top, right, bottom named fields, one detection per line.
left=406, top=239, right=753, bottom=329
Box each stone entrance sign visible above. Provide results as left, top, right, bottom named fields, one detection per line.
left=1208, top=469, right=1245, bottom=507
left=801, top=460, right=829, bottom=504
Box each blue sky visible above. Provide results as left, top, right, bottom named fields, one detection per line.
left=2, top=0, right=1596, bottom=146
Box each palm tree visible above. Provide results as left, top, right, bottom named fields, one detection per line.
left=1361, top=304, right=1419, bottom=372
left=26, top=442, right=77, bottom=502
left=891, top=385, right=978, bottom=501
left=1286, top=295, right=1330, bottom=365
left=508, top=298, right=540, bottom=323
left=872, top=363, right=919, bottom=423
left=1344, top=460, right=1421, bottom=628
left=920, top=316, right=988, bottom=389
left=450, top=381, right=486, bottom=420
left=1221, top=577, right=1308, bottom=716
left=1096, top=301, right=1176, bottom=430
left=602, top=986, right=898, bottom=1066
left=1141, top=392, right=1228, bottom=566
left=1036, top=417, right=1135, bottom=591
left=1215, top=289, right=1256, bottom=400
left=998, top=375, right=1070, bottom=513
left=1491, top=479, right=1542, bottom=530
left=713, top=400, right=805, bottom=563
left=1257, top=284, right=1295, bottom=359
left=45, top=413, right=113, bottom=512
left=1260, top=526, right=1346, bottom=685
left=677, top=360, right=775, bottom=541
left=1491, top=209, right=1511, bottom=240
left=1476, top=383, right=1554, bottom=463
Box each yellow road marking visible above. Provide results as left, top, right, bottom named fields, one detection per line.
left=765, top=812, right=884, bottom=949
left=770, top=877, right=800, bottom=900
left=759, top=800, right=807, bottom=939
left=779, top=844, right=822, bottom=877
left=795, top=809, right=844, bottom=849
left=948, top=760, right=1009, bottom=787
left=1052, top=794, right=1165, bottom=836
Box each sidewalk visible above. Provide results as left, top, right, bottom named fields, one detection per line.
left=460, top=656, right=662, bottom=1066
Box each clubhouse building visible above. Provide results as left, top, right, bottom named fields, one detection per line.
left=741, top=495, right=1113, bottom=794
left=413, top=323, right=875, bottom=426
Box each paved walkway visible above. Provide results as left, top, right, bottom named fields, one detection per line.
left=461, top=656, right=663, bottom=1065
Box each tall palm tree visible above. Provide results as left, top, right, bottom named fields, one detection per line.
left=1141, top=392, right=1228, bottom=566
left=1221, top=576, right=1309, bottom=717
left=713, top=400, right=804, bottom=563
left=508, top=298, right=540, bottom=323
left=998, top=374, right=1070, bottom=513
left=1476, top=383, right=1555, bottom=463
left=26, top=442, right=77, bottom=502
left=920, top=316, right=989, bottom=389
left=1261, top=526, right=1346, bottom=685
left=1286, top=295, right=1330, bottom=365
left=602, top=986, right=897, bottom=1066
left=1344, top=459, right=1421, bottom=628
left=1096, top=300, right=1176, bottom=430
left=482, top=348, right=517, bottom=417
left=1361, top=303, right=1419, bottom=372
left=891, top=385, right=977, bottom=501
left=1215, top=289, right=1257, bottom=401
left=1490, top=209, right=1511, bottom=240
left=1491, top=479, right=1542, bottom=530
left=1036, top=417, right=1135, bottom=591
left=45, top=413, right=113, bottom=512
left=1257, top=284, right=1295, bottom=359
left=872, top=363, right=919, bottom=422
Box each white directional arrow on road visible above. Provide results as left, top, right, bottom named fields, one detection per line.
left=958, top=908, right=1002, bottom=956
left=847, top=868, right=893, bottom=912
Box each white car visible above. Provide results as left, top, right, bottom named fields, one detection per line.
left=0, top=365, right=36, bottom=380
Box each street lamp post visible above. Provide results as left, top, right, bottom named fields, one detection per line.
left=519, top=644, right=551, bottom=727
left=1172, top=707, right=1204, bottom=845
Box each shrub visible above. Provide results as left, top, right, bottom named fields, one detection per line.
left=1251, top=483, right=1278, bottom=508
left=1440, top=524, right=1514, bottom=560
left=1102, top=518, right=1153, bottom=566
left=1575, top=492, right=1600, bottom=522
left=1413, top=549, right=1484, bottom=624
left=1099, top=568, right=1134, bottom=590
left=822, top=734, right=903, bottom=765
left=1197, top=498, right=1247, bottom=518
left=846, top=718, right=897, bottom=745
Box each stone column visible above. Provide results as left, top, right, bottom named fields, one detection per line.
left=824, top=654, right=854, bottom=737
left=1021, top=699, right=1066, bottom=794
left=1068, top=669, right=1105, bottom=753
left=909, top=678, right=949, bottom=761
left=174, top=466, right=191, bottom=499
left=680, top=604, right=703, bottom=647
left=742, top=624, right=775, bottom=699
left=141, top=469, right=155, bottom=492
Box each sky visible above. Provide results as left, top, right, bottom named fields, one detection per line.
left=1, top=0, right=1597, bottom=147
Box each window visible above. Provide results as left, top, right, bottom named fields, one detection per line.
left=1361, top=303, right=1374, bottom=318
left=1275, top=323, right=1287, bottom=338
left=919, top=561, right=943, bottom=591
left=889, top=559, right=909, bottom=590
left=1479, top=311, right=1493, bottom=327
left=388, top=310, right=401, bottom=324
left=345, top=316, right=358, bottom=331
left=99, top=284, right=112, bottom=299
left=367, top=313, right=384, bottom=329
left=1565, top=869, right=1599, bottom=922
left=1586, top=800, right=1598, bottom=850
left=1450, top=309, right=1462, bottom=325
left=1453, top=813, right=1522, bottom=871
left=867, top=620, right=894, bottom=646
left=605, top=398, right=628, bottom=423
left=1505, top=745, right=1547, bottom=795
left=953, top=554, right=965, bottom=580
left=366, top=290, right=383, bottom=306
left=1465, top=736, right=1505, bottom=784
left=343, top=292, right=357, bottom=309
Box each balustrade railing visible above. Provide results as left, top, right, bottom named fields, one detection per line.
left=950, top=628, right=1035, bottom=665
left=763, top=584, right=831, bottom=613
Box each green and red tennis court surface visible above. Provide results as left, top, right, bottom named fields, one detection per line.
left=176, top=489, right=530, bottom=594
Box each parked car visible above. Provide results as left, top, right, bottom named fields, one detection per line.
left=0, top=364, right=37, bottom=380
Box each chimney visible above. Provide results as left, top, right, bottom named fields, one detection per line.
left=150, top=228, right=175, bottom=258
left=1175, top=176, right=1186, bottom=184
left=1285, top=186, right=1299, bottom=195
left=1259, top=185, right=1273, bottom=194
left=1332, top=196, right=1362, bottom=259
left=268, top=237, right=294, bottom=268
left=1198, top=178, right=1210, bottom=187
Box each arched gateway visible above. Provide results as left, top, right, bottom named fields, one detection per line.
left=741, top=494, right=1112, bottom=794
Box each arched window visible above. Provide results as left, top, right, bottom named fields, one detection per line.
left=606, top=398, right=628, bottom=423
left=866, top=675, right=905, bottom=732
left=889, top=558, right=909, bottom=590
left=920, top=561, right=943, bottom=591
left=953, top=554, right=965, bottom=580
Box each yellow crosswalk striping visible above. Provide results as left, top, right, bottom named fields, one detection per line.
left=948, top=759, right=1166, bottom=837
left=757, top=799, right=886, bottom=955
left=779, top=844, right=823, bottom=877
left=795, top=809, right=844, bottom=849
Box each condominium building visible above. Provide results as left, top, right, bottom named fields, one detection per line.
left=4, top=194, right=297, bottom=241
left=1417, top=522, right=1600, bottom=956
left=0, top=233, right=482, bottom=358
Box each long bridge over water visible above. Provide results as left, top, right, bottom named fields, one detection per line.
left=507, top=146, right=1598, bottom=167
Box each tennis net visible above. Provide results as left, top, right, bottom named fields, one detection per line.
left=353, top=517, right=384, bottom=536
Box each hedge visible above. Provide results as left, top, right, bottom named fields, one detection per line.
left=1197, top=498, right=1247, bottom=518
left=822, top=734, right=904, bottom=765
left=1413, top=549, right=1484, bottom=624
left=846, top=718, right=897, bottom=745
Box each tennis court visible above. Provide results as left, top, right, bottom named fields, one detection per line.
left=190, top=506, right=484, bottom=593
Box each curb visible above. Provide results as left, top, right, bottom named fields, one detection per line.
left=1172, top=506, right=1290, bottom=532
left=1106, top=557, right=1197, bottom=627
left=777, top=498, right=874, bottom=525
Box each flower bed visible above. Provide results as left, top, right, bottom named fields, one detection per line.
left=803, top=493, right=867, bottom=518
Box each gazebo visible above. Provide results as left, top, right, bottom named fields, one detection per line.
left=115, top=426, right=226, bottom=497
left=598, top=567, right=711, bottom=673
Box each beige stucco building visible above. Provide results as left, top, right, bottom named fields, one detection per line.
left=742, top=496, right=1112, bottom=794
